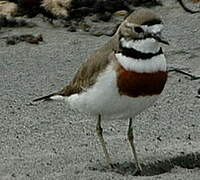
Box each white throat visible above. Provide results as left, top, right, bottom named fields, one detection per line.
left=120, top=37, right=160, bottom=54
left=116, top=38, right=166, bottom=73
left=116, top=53, right=166, bottom=73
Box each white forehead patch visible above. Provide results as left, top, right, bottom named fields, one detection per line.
left=142, top=24, right=164, bottom=34
left=121, top=37, right=160, bottom=54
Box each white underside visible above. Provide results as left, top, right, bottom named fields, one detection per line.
left=66, top=63, right=159, bottom=119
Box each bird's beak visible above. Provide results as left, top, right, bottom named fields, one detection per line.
left=150, top=32, right=169, bottom=45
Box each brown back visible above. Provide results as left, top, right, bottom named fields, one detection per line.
left=58, top=35, right=120, bottom=96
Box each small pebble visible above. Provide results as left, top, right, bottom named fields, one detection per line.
left=113, top=10, right=128, bottom=17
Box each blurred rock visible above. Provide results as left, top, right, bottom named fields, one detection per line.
left=41, top=0, right=72, bottom=18
left=1, top=33, right=43, bottom=45
left=131, top=0, right=162, bottom=7
left=3, top=0, right=161, bottom=22
left=89, top=22, right=119, bottom=36
left=70, top=0, right=161, bottom=19
left=2, top=0, right=162, bottom=37
left=96, top=12, right=112, bottom=22
left=0, top=16, right=36, bottom=28
left=0, top=1, right=18, bottom=18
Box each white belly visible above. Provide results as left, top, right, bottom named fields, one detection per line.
left=67, top=63, right=159, bottom=119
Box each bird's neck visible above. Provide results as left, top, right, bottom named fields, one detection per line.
left=115, top=37, right=166, bottom=73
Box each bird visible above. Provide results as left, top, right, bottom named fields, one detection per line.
left=33, top=8, right=169, bottom=175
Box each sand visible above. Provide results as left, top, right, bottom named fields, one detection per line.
left=0, top=1, right=200, bottom=179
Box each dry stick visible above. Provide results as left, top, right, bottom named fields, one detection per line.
left=168, top=67, right=200, bottom=80
left=177, top=0, right=200, bottom=14
left=168, top=67, right=200, bottom=99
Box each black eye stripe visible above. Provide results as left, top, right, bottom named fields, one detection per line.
left=142, top=19, right=162, bottom=26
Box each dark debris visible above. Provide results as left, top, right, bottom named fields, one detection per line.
left=1, top=34, right=43, bottom=45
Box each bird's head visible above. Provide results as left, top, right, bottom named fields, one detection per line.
left=116, top=8, right=169, bottom=53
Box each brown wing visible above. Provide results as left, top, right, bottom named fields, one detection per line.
left=33, top=35, right=119, bottom=102
left=56, top=35, right=120, bottom=96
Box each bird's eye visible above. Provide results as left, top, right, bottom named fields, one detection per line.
left=134, top=27, right=144, bottom=33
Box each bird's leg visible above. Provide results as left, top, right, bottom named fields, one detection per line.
left=96, top=114, right=113, bottom=168
left=127, top=118, right=142, bottom=175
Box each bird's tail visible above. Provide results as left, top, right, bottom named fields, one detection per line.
left=33, top=92, right=65, bottom=102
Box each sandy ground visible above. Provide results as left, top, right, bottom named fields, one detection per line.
left=0, top=1, right=200, bottom=179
